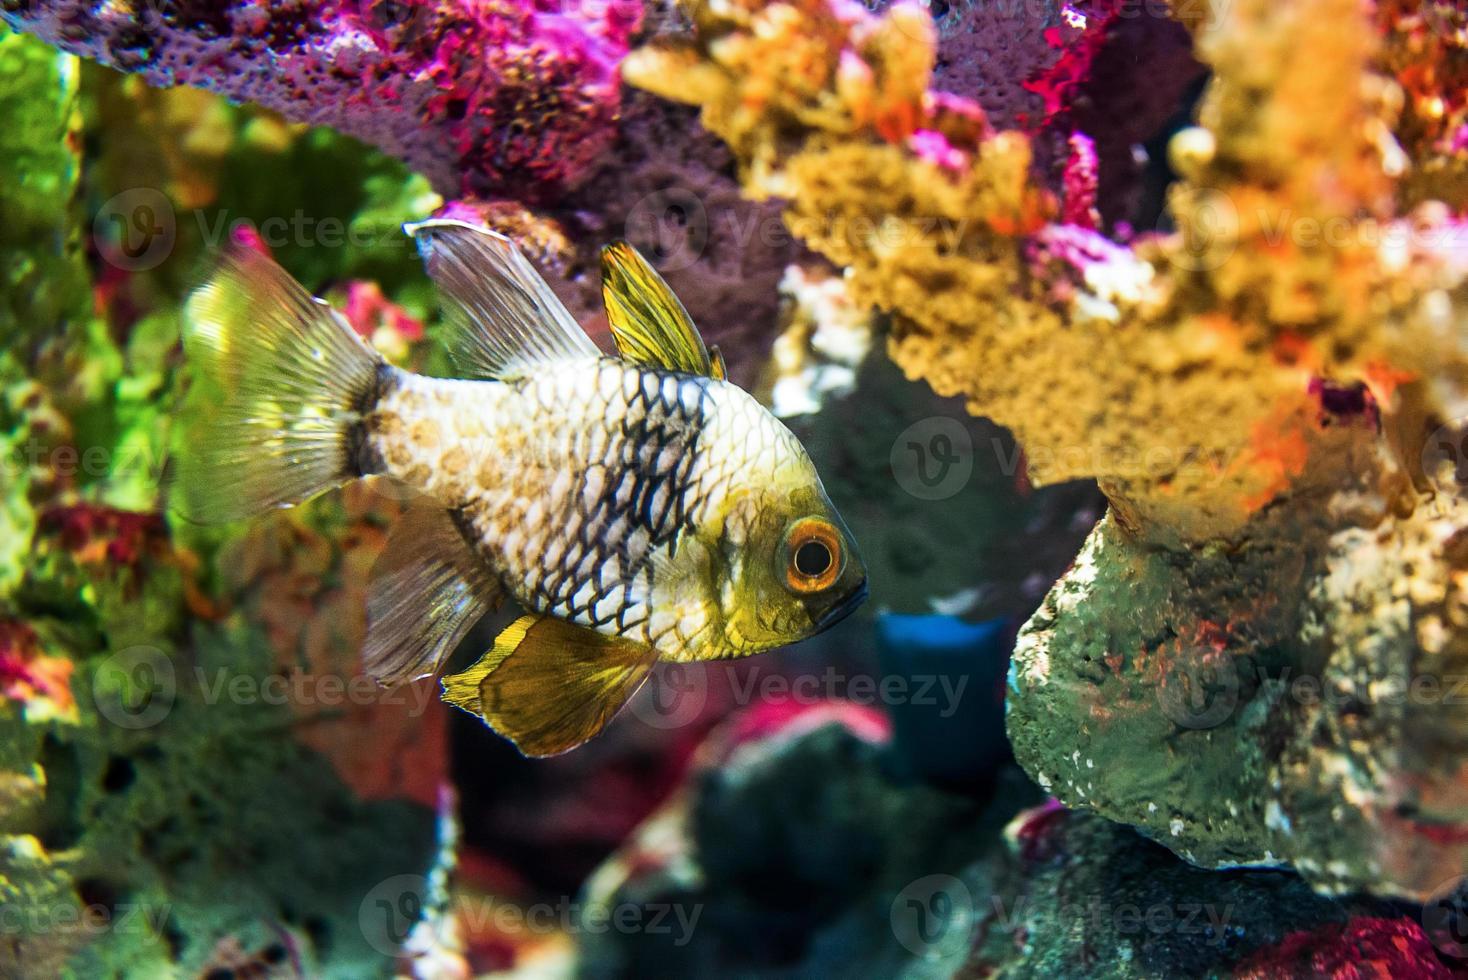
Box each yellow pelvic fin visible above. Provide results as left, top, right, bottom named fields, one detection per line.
left=600, top=241, right=717, bottom=378
left=442, top=614, right=659, bottom=757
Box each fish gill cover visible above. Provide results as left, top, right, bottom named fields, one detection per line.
left=0, top=0, right=1464, bottom=976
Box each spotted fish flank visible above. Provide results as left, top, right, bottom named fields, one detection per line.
left=176, top=220, right=867, bottom=756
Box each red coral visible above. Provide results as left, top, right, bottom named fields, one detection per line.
left=1020, top=1, right=1125, bottom=128
left=0, top=619, right=76, bottom=720
left=36, top=504, right=169, bottom=574
left=1234, top=917, right=1453, bottom=979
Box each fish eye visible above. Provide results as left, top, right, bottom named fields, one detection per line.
left=795, top=540, right=831, bottom=577
left=783, top=518, right=842, bottom=594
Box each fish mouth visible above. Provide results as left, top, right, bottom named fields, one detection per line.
left=814, top=578, right=869, bottom=633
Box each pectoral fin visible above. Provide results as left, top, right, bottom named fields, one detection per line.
left=363, top=500, right=501, bottom=687
left=600, top=241, right=717, bottom=377
left=442, top=614, right=658, bottom=757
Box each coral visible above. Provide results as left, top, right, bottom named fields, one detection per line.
left=435, top=91, right=813, bottom=386
left=625, top=0, right=1468, bottom=900
left=1064, top=4, right=1206, bottom=226
left=869, top=0, right=1206, bottom=226
left=213, top=482, right=451, bottom=808
left=772, top=347, right=1103, bottom=629
left=333, top=279, right=426, bottom=364
left=0, top=25, right=467, bottom=974
left=0, top=619, right=76, bottom=724
left=1234, top=917, right=1453, bottom=979
left=1371, top=0, right=1468, bottom=211
left=558, top=88, right=813, bottom=387
left=1020, top=0, right=1124, bottom=127
left=0, top=835, right=91, bottom=978
left=759, top=264, right=876, bottom=417
left=575, top=713, right=1444, bottom=977
left=0, top=0, right=641, bottom=199
left=1059, top=131, right=1100, bottom=229
left=925, top=0, right=1059, bottom=129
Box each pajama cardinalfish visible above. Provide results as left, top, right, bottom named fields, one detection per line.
left=175, top=220, right=868, bottom=755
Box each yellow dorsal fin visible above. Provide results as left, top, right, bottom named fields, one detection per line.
left=442, top=614, right=659, bottom=757
left=600, top=241, right=716, bottom=377
left=708, top=344, right=728, bottom=381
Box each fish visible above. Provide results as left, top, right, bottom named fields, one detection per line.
left=174, top=220, right=868, bottom=756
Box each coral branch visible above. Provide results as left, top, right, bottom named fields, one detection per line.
left=0, top=0, right=641, bottom=198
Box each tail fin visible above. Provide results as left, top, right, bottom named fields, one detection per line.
left=173, top=245, right=387, bottom=524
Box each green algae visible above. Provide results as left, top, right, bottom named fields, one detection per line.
left=0, top=27, right=447, bottom=977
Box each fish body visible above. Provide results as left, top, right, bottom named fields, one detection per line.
left=365, top=356, right=842, bottom=662
left=176, top=221, right=867, bottom=755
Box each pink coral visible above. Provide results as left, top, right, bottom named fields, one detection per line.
left=0, top=619, right=76, bottom=722
left=1059, top=131, right=1099, bottom=229
left=0, top=0, right=640, bottom=199
left=338, top=280, right=425, bottom=362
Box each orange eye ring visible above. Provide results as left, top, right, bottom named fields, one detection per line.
left=783, top=518, right=843, bottom=594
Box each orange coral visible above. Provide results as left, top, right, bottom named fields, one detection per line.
left=628, top=0, right=1467, bottom=541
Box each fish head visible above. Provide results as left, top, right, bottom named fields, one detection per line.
left=713, top=478, right=869, bottom=654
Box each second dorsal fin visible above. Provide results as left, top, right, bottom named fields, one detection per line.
left=408, top=219, right=600, bottom=380
left=600, top=241, right=718, bottom=378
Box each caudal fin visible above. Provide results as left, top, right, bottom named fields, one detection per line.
left=173, top=245, right=387, bottom=524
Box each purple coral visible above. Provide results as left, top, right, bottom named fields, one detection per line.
left=0, top=0, right=641, bottom=199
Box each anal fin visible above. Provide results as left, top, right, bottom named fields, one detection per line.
left=442, top=615, right=658, bottom=757
left=363, top=500, right=501, bottom=687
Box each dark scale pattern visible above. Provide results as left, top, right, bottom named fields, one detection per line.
left=529, top=366, right=713, bottom=636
